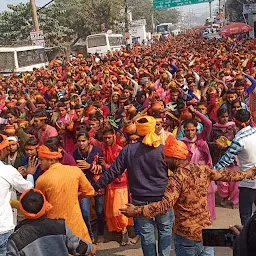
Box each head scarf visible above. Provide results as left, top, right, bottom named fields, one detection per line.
left=38, top=145, right=62, bottom=160
left=164, top=135, right=188, bottom=160
left=8, top=136, right=18, bottom=145
left=0, top=135, right=9, bottom=150
left=136, top=116, right=161, bottom=148
left=103, top=134, right=122, bottom=165
left=19, top=189, right=53, bottom=219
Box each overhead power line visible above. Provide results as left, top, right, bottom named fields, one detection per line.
left=37, top=0, right=55, bottom=12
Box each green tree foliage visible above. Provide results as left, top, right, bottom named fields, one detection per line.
left=84, top=0, right=124, bottom=33
left=127, top=0, right=179, bottom=31
left=0, top=4, right=32, bottom=44
left=0, top=0, right=178, bottom=46
left=0, top=0, right=124, bottom=47
left=0, top=2, right=73, bottom=46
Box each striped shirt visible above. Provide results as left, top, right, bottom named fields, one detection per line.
left=215, top=126, right=256, bottom=189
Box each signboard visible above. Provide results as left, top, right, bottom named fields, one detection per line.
left=243, top=3, right=256, bottom=14
left=129, top=24, right=147, bottom=44
left=128, top=19, right=147, bottom=44
left=153, top=0, right=211, bottom=9
left=30, top=30, right=45, bottom=47
left=130, top=19, right=147, bottom=26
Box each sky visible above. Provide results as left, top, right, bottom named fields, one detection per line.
left=1, top=0, right=217, bottom=17
left=1, top=0, right=49, bottom=12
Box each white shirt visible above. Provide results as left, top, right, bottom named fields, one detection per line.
left=236, top=126, right=256, bottom=172
left=237, top=127, right=256, bottom=189
left=215, top=126, right=256, bottom=189
left=0, top=161, right=33, bottom=234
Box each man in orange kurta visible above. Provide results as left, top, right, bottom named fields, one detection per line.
left=35, top=144, right=95, bottom=242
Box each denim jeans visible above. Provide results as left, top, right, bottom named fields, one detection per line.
left=174, top=234, right=214, bottom=256
left=133, top=199, right=174, bottom=256
left=239, top=187, right=256, bottom=225
left=0, top=230, right=13, bottom=256
left=80, top=195, right=105, bottom=239
left=133, top=218, right=140, bottom=235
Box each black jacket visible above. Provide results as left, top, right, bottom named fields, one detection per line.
left=7, top=217, right=93, bottom=256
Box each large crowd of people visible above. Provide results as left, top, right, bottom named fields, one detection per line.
left=0, top=31, right=256, bottom=256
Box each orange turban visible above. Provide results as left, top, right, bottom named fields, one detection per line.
left=136, top=116, right=161, bottom=148
left=164, top=135, right=189, bottom=160
left=0, top=135, right=9, bottom=150
left=38, top=145, right=62, bottom=160
left=19, top=189, right=53, bottom=220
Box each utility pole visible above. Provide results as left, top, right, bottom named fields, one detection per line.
left=30, top=0, right=40, bottom=31
left=209, top=0, right=212, bottom=19
left=188, top=9, right=192, bottom=29
left=224, top=0, right=227, bottom=22
left=124, top=0, right=129, bottom=45
left=151, top=12, right=155, bottom=33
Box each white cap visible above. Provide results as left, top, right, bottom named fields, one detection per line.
left=7, top=136, right=18, bottom=142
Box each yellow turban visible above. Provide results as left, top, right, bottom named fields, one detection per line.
left=136, top=116, right=161, bottom=148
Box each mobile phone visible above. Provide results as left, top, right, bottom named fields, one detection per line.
left=25, top=88, right=29, bottom=94
left=202, top=228, right=236, bottom=247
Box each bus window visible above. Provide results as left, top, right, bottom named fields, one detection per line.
left=17, top=49, right=47, bottom=68
left=109, top=37, right=118, bottom=46
left=87, top=35, right=107, bottom=48
left=156, top=25, right=168, bottom=34
left=0, top=52, right=15, bottom=72
left=109, top=36, right=124, bottom=47
left=119, top=37, right=125, bottom=45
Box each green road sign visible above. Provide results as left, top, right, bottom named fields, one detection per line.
left=153, top=0, right=210, bottom=9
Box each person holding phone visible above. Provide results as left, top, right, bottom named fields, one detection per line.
left=73, top=130, right=105, bottom=244
left=120, top=135, right=256, bottom=256
left=230, top=211, right=256, bottom=256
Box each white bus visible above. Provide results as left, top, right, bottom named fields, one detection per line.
left=0, top=45, right=48, bottom=75
left=86, top=33, right=125, bottom=55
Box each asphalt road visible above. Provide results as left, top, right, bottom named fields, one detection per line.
left=96, top=202, right=240, bottom=256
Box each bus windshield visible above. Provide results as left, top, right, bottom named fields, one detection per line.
left=17, top=48, right=47, bottom=68
left=0, top=52, right=15, bottom=72
left=87, top=35, right=107, bottom=48
left=156, top=25, right=168, bottom=34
